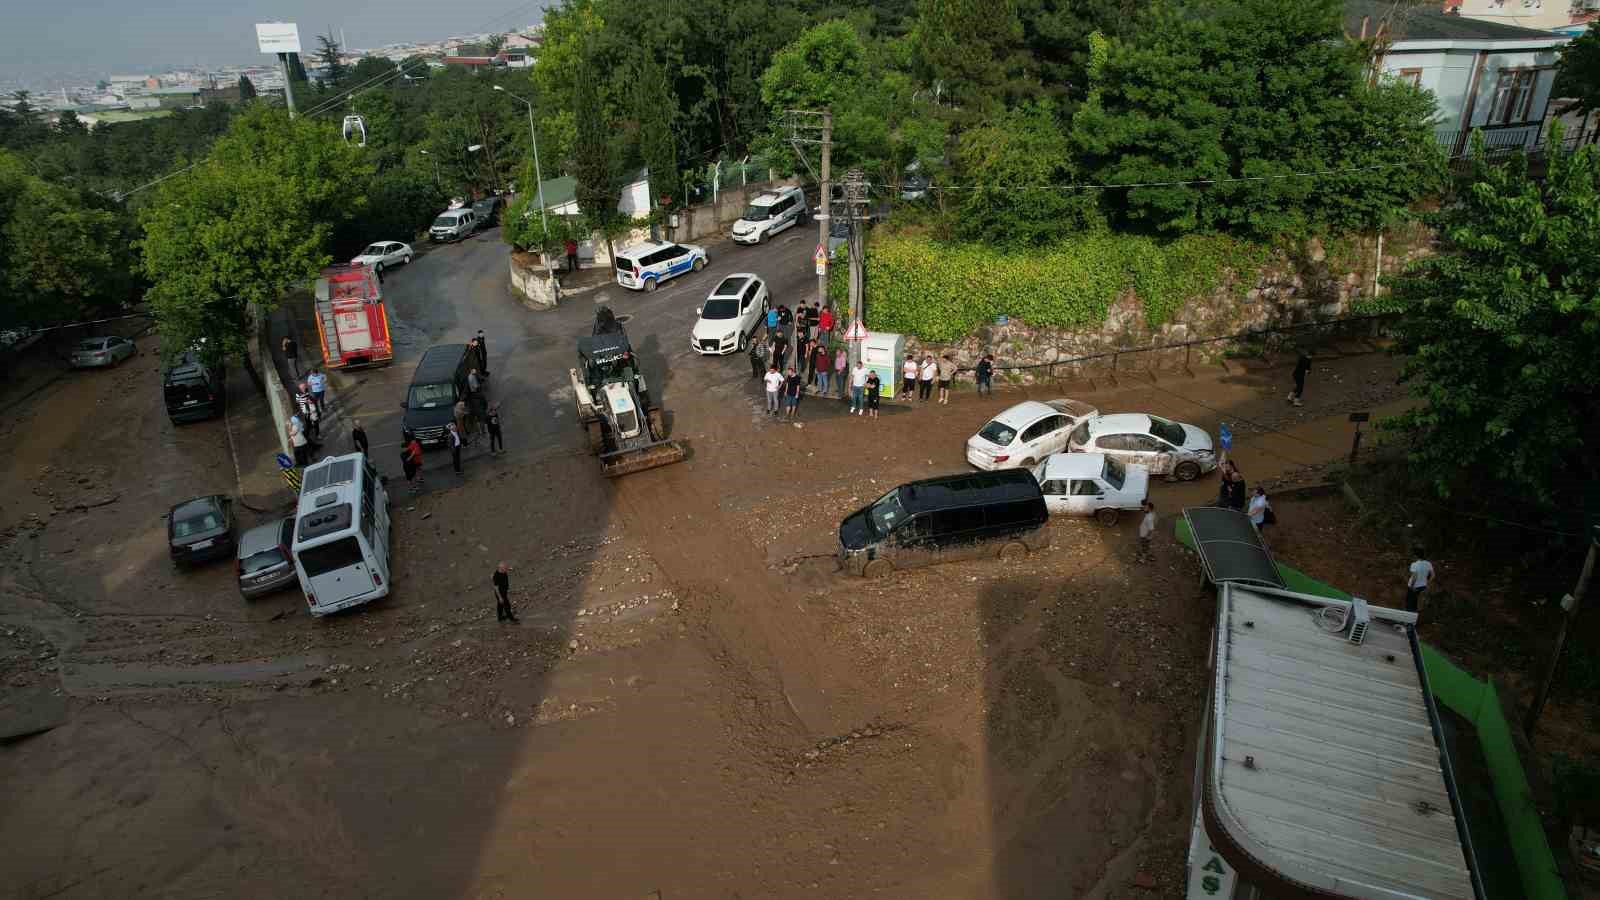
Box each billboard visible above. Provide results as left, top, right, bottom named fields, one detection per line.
left=255, top=23, right=302, bottom=54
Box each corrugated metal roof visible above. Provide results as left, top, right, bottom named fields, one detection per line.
left=1208, top=584, right=1476, bottom=899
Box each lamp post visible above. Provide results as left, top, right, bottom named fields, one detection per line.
left=418, top=149, right=441, bottom=191
left=493, top=85, right=553, bottom=277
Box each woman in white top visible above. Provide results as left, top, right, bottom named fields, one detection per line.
left=902, top=357, right=919, bottom=398
left=918, top=356, right=937, bottom=402
left=1247, top=486, right=1271, bottom=533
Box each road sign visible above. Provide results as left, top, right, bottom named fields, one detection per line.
left=275, top=453, right=294, bottom=470
left=255, top=22, right=302, bottom=54
left=1218, top=423, right=1233, bottom=451
left=1348, top=411, right=1370, bottom=423
left=844, top=319, right=868, bottom=341
left=814, top=244, right=828, bottom=276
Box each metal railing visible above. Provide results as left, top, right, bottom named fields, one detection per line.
left=1434, top=123, right=1594, bottom=162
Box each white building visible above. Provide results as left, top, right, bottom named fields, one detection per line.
left=1444, top=0, right=1597, bottom=33
left=1348, top=0, right=1573, bottom=154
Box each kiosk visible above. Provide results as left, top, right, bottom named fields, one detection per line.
left=860, top=332, right=905, bottom=400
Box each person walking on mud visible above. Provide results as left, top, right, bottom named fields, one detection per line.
left=764, top=364, right=783, bottom=416
left=447, top=422, right=464, bottom=477
left=1288, top=350, right=1311, bottom=407
left=403, top=432, right=425, bottom=493
left=485, top=402, right=504, bottom=455
left=492, top=562, right=519, bottom=623
left=1137, top=500, right=1156, bottom=562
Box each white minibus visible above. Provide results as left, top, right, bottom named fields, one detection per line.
left=291, top=453, right=392, bottom=616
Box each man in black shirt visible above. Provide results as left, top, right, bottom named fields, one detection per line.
left=351, top=419, right=369, bottom=456
left=485, top=402, right=504, bottom=454
left=492, top=562, right=518, bottom=623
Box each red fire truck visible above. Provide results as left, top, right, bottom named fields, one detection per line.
left=312, top=264, right=394, bottom=369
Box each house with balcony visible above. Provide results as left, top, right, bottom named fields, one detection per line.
left=1347, top=0, right=1574, bottom=155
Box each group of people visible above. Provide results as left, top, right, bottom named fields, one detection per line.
left=899, top=354, right=969, bottom=404
left=1215, top=460, right=1275, bottom=536
left=285, top=368, right=331, bottom=467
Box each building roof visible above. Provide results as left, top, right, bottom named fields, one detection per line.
left=538, top=168, right=650, bottom=212
left=1039, top=452, right=1111, bottom=480
left=1183, top=506, right=1286, bottom=589
left=1345, top=0, right=1570, bottom=43
left=1204, top=584, right=1479, bottom=900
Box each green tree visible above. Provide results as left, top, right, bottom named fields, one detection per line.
left=1554, top=22, right=1600, bottom=116
left=315, top=31, right=348, bottom=90
left=571, top=38, right=622, bottom=258
left=1015, top=0, right=1138, bottom=109
left=956, top=100, right=1099, bottom=245
left=912, top=0, right=1036, bottom=120
left=137, top=105, right=371, bottom=364
left=1381, top=133, right=1600, bottom=504
left=485, top=33, right=508, bottom=56
left=634, top=53, right=680, bottom=211
left=238, top=75, right=258, bottom=101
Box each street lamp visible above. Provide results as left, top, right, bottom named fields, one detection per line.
left=493, top=84, right=553, bottom=277
left=417, top=149, right=441, bottom=191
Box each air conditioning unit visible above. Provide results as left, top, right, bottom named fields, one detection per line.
left=1347, top=598, right=1371, bottom=645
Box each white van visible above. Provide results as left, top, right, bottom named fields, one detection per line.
left=291, top=453, right=392, bottom=617
left=731, top=185, right=806, bottom=245
left=430, top=207, right=478, bottom=242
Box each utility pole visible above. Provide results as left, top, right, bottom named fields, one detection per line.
left=785, top=108, right=832, bottom=309
left=278, top=52, right=297, bottom=118
left=1525, top=527, right=1600, bottom=740
left=843, top=167, right=869, bottom=371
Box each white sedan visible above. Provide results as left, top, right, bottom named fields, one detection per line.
left=1032, top=453, right=1150, bottom=525
left=1067, top=412, right=1218, bottom=481
left=351, top=241, right=414, bottom=272
left=691, top=273, right=769, bottom=355
left=966, top=398, right=1098, bottom=470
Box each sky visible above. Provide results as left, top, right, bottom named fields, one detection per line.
left=0, top=0, right=551, bottom=88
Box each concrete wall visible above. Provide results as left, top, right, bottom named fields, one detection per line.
left=662, top=177, right=802, bottom=244
left=509, top=252, right=561, bottom=310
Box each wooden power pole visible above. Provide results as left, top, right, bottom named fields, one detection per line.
left=1525, top=529, right=1600, bottom=740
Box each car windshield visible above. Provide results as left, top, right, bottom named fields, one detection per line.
left=241, top=547, right=286, bottom=575
left=1102, top=456, right=1127, bottom=490
left=701, top=298, right=740, bottom=320
left=407, top=382, right=455, bottom=409
left=173, top=510, right=222, bottom=538
left=978, top=420, right=1017, bottom=446
left=868, top=489, right=907, bottom=538
left=1148, top=416, right=1186, bottom=446
left=362, top=244, right=387, bottom=256
left=741, top=204, right=772, bottom=221
left=432, top=215, right=458, bottom=228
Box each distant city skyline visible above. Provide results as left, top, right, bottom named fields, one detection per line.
left=0, top=0, right=551, bottom=91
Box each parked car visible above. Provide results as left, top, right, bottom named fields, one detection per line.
left=1031, top=453, right=1149, bottom=525
left=966, top=399, right=1098, bottom=470
left=69, top=335, right=137, bottom=368
left=613, top=240, right=707, bottom=292
left=163, top=354, right=225, bottom=424
left=429, top=207, right=478, bottom=242
left=731, top=185, right=806, bottom=245
left=168, top=494, right=236, bottom=567
left=692, top=274, right=769, bottom=355
left=1068, top=412, right=1218, bottom=481
left=472, top=195, right=503, bottom=226
left=350, top=241, right=413, bottom=271
left=236, top=517, right=297, bottom=598
left=838, top=468, right=1051, bottom=578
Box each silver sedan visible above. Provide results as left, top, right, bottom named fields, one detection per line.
left=70, top=336, right=138, bottom=368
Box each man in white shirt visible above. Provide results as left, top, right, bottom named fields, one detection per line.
left=763, top=365, right=783, bottom=416
left=1405, top=548, right=1434, bottom=613
left=1137, top=500, right=1156, bottom=561
left=850, top=362, right=869, bottom=415
left=918, top=356, right=937, bottom=402
left=306, top=369, right=327, bottom=412
left=447, top=422, right=464, bottom=476
left=902, top=357, right=918, bottom=398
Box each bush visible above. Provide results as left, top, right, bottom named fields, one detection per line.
left=833, top=232, right=1266, bottom=342
left=334, top=169, right=447, bottom=256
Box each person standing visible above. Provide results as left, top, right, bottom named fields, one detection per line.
left=306, top=368, right=328, bottom=413
left=1248, top=487, right=1273, bottom=535
left=936, top=354, right=957, bottom=405
left=454, top=397, right=471, bottom=443
left=1228, top=468, right=1248, bottom=512
left=818, top=305, right=834, bottom=341
left=976, top=354, right=994, bottom=397
left=865, top=370, right=882, bottom=419
left=766, top=305, right=780, bottom=339
left=783, top=367, right=803, bottom=418
left=834, top=346, right=847, bottom=397
left=492, top=562, right=519, bottom=623
left=404, top=432, right=425, bottom=493
left=294, top=384, right=319, bottom=443
left=748, top=338, right=766, bottom=380
left=813, top=340, right=833, bottom=395
left=803, top=301, right=819, bottom=342
left=281, top=335, right=300, bottom=380
left=902, top=356, right=918, bottom=398
left=287, top=414, right=310, bottom=467
left=565, top=237, right=580, bottom=273
left=1216, top=461, right=1238, bottom=508
left=485, top=402, right=504, bottom=455
left=447, top=422, right=464, bottom=476
left=919, top=355, right=937, bottom=402
left=351, top=419, right=369, bottom=456
left=474, top=330, right=490, bottom=377
left=467, top=368, right=487, bottom=422
left=795, top=334, right=812, bottom=386
left=763, top=365, right=783, bottom=416
left=1288, top=351, right=1311, bottom=407
left=850, top=361, right=869, bottom=415
left=1404, top=549, right=1435, bottom=613
left=772, top=332, right=788, bottom=374
left=1137, top=500, right=1157, bottom=562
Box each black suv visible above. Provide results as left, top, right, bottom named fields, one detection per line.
left=163, top=354, right=225, bottom=424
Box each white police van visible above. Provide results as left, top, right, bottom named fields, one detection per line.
left=731, top=185, right=806, bottom=245
left=613, top=240, right=708, bottom=292
left=291, top=453, right=392, bottom=616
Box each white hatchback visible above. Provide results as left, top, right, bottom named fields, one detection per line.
left=1067, top=412, right=1217, bottom=481
left=691, top=274, right=769, bottom=355
left=1032, top=453, right=1150, bottom=524
left=966, top=398, right=1098, bottom=470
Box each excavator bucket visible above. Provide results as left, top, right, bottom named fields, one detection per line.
left=599, top=438, right=687, bottom=477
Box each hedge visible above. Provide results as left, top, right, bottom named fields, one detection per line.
left=830, top=232, right=1268, bottom=343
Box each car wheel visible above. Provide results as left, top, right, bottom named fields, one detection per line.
left=644, top=278, right=659, bottom=293
left=863, top=558, right=893, bottom=579
left=1175, top=461, right=1201, bottom=482
left=738, top=331, right=749, bottom=353
left=759, top=230, right=769, bottom=244
left=585, top=421, right=604, bottom=454
left=693, top=257, right=706, bottom=271
left=374, top=262, right=383, bottom=273
left=1095, top=508, right=1120, bottom=527
left=998, top=541, right=1028, bottom=561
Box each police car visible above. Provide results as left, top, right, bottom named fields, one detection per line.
left=613, top=240, right=708, bottom=292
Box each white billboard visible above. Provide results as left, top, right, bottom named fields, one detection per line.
left=256, top=23, right=302, bottom=55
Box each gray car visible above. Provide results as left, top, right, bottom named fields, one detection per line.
left=70, top=336, right=138, bottom=368
left=236, top=517, right=297, bottom=599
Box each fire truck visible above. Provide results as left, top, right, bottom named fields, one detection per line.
left=312, top=263, right=394, bottom=369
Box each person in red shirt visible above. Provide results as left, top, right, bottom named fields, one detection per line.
left=818, top=305, right=834, bottom=337
left=403, top=433, right=425, bottom=494
left=564, top=238, right=579, bottom=273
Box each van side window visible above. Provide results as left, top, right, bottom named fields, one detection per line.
left=1070, top=480, right=1103, bottom=496
left=933, top=507, right=984, bottom=535
left=988, top=501, right=1038, bottom=528
left=894, top=514, right=932, bottom=542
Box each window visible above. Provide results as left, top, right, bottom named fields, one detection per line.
left=980, top=420, right=1018, bottom=446
left=1022, top=418, right=1054, bottom=442
left=987, top=501, right=1040, bottom=528
left=1492, top=69, right=1538, bottom=124
left=1396, top=68, right=1422, bottom=88
left=297, top=537, right=365, bottom=577
left=932, top=507, right=983, bottom=535
left=1040, top=479, right=1068, bottom=496
left=1102, top=456, right=1127, bottom=490
left=1097, top=434, right=1130, bottom=451
left=1127, top=435, right=1163, bottom=453
left=1070, top=480, right=1103, bottom=497
left=1069, top=420, right=1092, bottom=447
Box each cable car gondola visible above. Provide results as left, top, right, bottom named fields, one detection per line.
left=342, top=115, right=367, bottom=147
